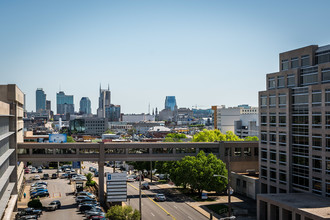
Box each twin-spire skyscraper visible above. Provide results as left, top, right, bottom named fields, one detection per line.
left=97, top=84, right=111, bottom=118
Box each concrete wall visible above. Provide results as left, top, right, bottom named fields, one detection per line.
left=231, top=172, right=259, bottom=200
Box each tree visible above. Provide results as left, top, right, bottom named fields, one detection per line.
left=27, top=198, right=42, bottom=209
left=127, top=161, right=155, bottom=172
left=85, top=173, right=95, bottom=186
left=168, top=151, right=227, bottom=196
left=67, top=136, right=75, bottom=143
left=192, top=129, right=259, bottom=142
left=105, top=129, right=114, bottom=134
left=106, top=205, right=140, bottom=220
left=163, top=133, right=187, bottom=142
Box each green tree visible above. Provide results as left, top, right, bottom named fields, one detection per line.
left=244, top=136, right=259, bottom=141
left=105, top=129, right=114, bottom=134
left=67, top=136, right=75, bottom=142
left=127, top=161, right=155, bottom=172
left=163, top=133, right=187, bottom=142
left=85, top=173, right=95, bottom=186
left=27, top=199, right=42, bottom=209
left=168, top=151, right=227, bottom=196
left=106, top=205, right=140, bottom=220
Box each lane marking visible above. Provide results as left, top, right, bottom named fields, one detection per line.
left=188, top=216, right=193, bottom=220
left=127, top=183, right=176, bottom=220
left=151, top=212, right=155, bottom=216
left=174, top=205, right=178, bottom=209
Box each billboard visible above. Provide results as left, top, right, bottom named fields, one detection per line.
left=49, top=134, right=67, bottom=143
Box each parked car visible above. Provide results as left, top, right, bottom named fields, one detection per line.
left=94, top=171, right=99, bottom=177
left=155, top=193, right=166, bottom=202
left=30, top=189, right=48, bottom=196
left=79, top=199, right=98, bottom=205
left=32, top=181, right=48, bottom=187
left=24, top=168, right=30, bottom=174
left=37, top=168, right=43, bottom=173
left=51, top=173, right=57, bottom=179
left=16, top=208, right=42, bottom=217
left=141, top=182, right=149, bottom=190
left=85, top=207, right=102, bottom=218
left=79, top=204, right=96, bottom=213
left=33, top=175, right=41, bottom=180
left=31, top=191, right=49, bottom=199
left=60, top=173, right=69, bottom=179
left=31, top=168, right=37, bottom=173
left=76, top=195, right=90, bottom=203
left=87, top=212, right=105, bottom=219
left=30, top=186, right=47, bottom=192
left=46, top=200, right=61, bottom=211
left=43, top=173, right=49, bottom=180
left=16, top=214, right=39, bottom=219
left=77, top=191, right=96, bottom=199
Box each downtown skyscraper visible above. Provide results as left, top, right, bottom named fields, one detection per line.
left=36, top=88, right=46, bottom=112
left=97, top=84, right=111, bottom=118
left=56, top=91, right=74, bottom=115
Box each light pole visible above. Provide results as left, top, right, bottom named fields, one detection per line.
left=139, top=171, right=142, bottom=220
left=214, top=154, right=232, bottom=217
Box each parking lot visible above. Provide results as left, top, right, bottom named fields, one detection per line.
left=20, top=169, right=86, bottom=220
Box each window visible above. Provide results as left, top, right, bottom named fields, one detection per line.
left=312, top=112, right=322, bottom=128
left=312, top=90, right=322, bottom=107
left=278, top=76, right=285, bottom=88
left=269, top=133, right=276, bottom=145
left=270, top=150, right=276, bottom=163
left=269, top=114, right=276, bottom=126
left=261, top=132, right=267, bottom=144
left=326, top=180, right=330, bottom=197
left=300, top=66, right=318, bottom=85
left=269, top=95, right=276, bottom=107
left=316, top=50, right=330, bottom=64
left=270, top=168, right=276, bottom=182
left=279, top=151, right=286, bottom=166
left=312, top=134, right=322, bottom=151
left=326, top=112, right=330, bottom=129
left=261, top=96, right=267, bottom=108
left=312, top=177, right=322, bottom=195
left=291, top=57, right=299, bottom=68
left=326, top=90, right=330, bottom=106
left=261, top=148, right=267, bottom=162
left=326, top=157, right=330, bottom=175
left=261, top=166, right=267, bottom=180
left=261, top=114, right=267, bottom=126
left=278, top=94, right=286, bottom=108
left=279, top=114, right=286, bottom=127
left=279, top=133, right=286, bottom=146
left=282, top=59, right=289, bottom=70
left=287, top=74, right=295, bottom=87
left=268, top=77, right=275, bottom=89
left=234, top=148, right=242, bottom=157
left=301, top=55, right=310, bottom=67
left=244, top=147, right=251, bottom=156
left=279, top=170, right=286, bottom=184
left=236, top=179, right=241, bottom=187
left=322, top=68, right=330, bottom=82
left=312, top=156, right=322, bottom=173
left=243, top=180, right=246, bottom=188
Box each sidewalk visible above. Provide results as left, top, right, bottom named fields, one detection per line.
left=17, top=185, right=30, bottom=209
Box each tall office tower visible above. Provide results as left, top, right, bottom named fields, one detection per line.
left=46, top=100, right=51, bottom=111
left=258, top=45, right=330, bottom=219
left=0, top=84, right=24, bottom=219
left=105, top=104, right=121, bottom=121
left=164, top=96, right=177, bottom=111
left=56, top=91, right=74, bottom=115
left=36, top=88, right=46, bottom=112
left=97, top=84, right=111, bottom=118
left=80, top=97, right=91, bottom=115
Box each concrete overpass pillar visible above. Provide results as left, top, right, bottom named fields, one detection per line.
left=98, top=142, right=105, bottom=205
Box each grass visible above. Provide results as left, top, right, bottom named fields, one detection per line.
left=205, top=204, right=229, bottom=215
left=176, top=188, right=215, bottom=202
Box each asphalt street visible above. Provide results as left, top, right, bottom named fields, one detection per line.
left=83, top=161, right=208, bottom=220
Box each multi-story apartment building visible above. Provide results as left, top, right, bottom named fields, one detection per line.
left=258, top=45, right=330, bottom=219
left=0, top=84, right=24, bottom=219
left=212, top=105, right=259, bottom=137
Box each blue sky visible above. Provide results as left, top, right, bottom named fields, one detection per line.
left=1, top=0, right=330, bottom=113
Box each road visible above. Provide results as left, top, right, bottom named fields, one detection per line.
left=25, top=169, right=84, bottom=220
left=83, top=161, right=208, bottom=220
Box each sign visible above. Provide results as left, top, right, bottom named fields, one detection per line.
left=72, top=161, right=81, bottom=169
left=106, top=173, right=127, bottom=203
left=49, top=134, right=67, bottom=143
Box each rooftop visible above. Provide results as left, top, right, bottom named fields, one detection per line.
left=258, top=193, right=330, bottom=219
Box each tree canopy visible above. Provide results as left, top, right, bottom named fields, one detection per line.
left=163, top=133, right=187, bottom=142
left=106, top=205, right=140, bottom=220
left=168, top=151, right=228, bottom=195
left=192, top=129, right=258, bottom=142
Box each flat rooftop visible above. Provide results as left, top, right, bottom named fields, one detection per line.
left=258, top=193, right=330, bottom=219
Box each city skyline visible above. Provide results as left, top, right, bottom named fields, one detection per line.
left=2, top=1, right=330, bottom=113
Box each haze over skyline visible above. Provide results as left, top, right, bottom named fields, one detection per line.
left=1, top=0, right=330, bottom=113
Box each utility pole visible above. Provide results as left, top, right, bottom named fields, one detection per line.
left=150, top=161, right=152, bottom=183
left=139, top=171, right=142, bottom=220
left=227, top=153, right=232, bottom=218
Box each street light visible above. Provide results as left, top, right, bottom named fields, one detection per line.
left=214, top=153, right=233, bottom=218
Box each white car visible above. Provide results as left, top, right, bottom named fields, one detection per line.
left=33, top=175, right=41, bottom=180
left=31, top=168, right=37, bottom=173
left=126, top=176, right=135, bottom=182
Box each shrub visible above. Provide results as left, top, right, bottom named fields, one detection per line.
left=106, top=205, right=140, bottom=220
left=28, top=199, right=42, bottom=209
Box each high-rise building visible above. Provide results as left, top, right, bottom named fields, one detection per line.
left=56, top=91, right=74, bottom=115
left=165, top=96, right=177, bottom=111
left=46, top=100, right=51, bottom=111
left=105, top=104, right=121, bottom=122
left=36, top=88, right=46, bottom=112
left=258, top=45, right=330, bottom=219
left=97, top=85, right=111, bottom=118
left=80, top=97, right=91, bottom=115
left=0, top=84, right=24, bottom=219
